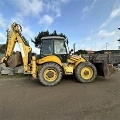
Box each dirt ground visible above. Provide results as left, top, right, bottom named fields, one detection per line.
left=0, top=71, right=120, bottom=120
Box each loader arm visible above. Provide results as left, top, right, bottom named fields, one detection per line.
left=2, top=22, right=32, bottom=72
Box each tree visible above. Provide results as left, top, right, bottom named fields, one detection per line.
left=32, top=30, right=67, bottom=47
left=0, top=44, right=6, bottom=53
left=75, top=50, right=87, bottom=55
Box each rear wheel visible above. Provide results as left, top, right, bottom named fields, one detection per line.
left=75, top=62, right=97, bottom=83
left=38, top=63, right=62, bottom=86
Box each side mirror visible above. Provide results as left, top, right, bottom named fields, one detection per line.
left=69, top=49, right=74, bottom=54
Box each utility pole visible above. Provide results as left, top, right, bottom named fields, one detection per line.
left=118, top=28, right=120, bottom=49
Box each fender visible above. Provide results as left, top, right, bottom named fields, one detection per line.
left=69, top=55, right=86, bottom=68
left=74, top=57, right=86, bottom=68
left=37, top=55, right=62, bottom=66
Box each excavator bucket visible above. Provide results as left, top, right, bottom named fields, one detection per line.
left=7, top=51, right=23, bottom=68
left=93, top=62, right=117, bottom=79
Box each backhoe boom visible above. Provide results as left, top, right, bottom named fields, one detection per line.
left=2, top=22, right=32, bottom=72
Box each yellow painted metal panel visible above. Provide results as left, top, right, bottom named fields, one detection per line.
left=37, top=55, right=62, bottom=66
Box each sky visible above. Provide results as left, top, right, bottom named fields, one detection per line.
left=0, top=0, right=120, bottom=53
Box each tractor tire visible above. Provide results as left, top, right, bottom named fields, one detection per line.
left=75, top=62, right=97, bottom=83
left=38, top=63, right=62, bottom=86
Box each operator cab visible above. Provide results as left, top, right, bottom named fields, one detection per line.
left=40, top=36, right=69, bottom=63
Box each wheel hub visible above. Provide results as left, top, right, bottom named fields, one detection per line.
left=44, top=69, right=58, bottom=82
left=46, top=71, right=54, bottom=78
left=84, top=70, right=89, bottom=75
left=81, top=67, right=93, bottom=80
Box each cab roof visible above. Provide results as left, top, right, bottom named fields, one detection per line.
left=41, top=36, right=65, bottom=40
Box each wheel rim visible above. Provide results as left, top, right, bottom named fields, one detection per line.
left=43, top=68, right=58, bottom=82
left=80, top=67, right=93, bottom=80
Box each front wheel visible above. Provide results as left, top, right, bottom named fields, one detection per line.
left=75, top=62, right=97, bottom=83
left=38, top=63, right=62, bottom=86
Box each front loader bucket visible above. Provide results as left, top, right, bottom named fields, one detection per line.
left=103, top=64, right=117, bottom=79
left=93, top=62, right=117, bottom=79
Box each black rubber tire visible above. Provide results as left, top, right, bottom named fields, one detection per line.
left=75, top=62, right=97, bottom=83
left=38, top=63, right=62, bottom=86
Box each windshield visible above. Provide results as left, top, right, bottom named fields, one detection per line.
left=41, top=39, right=68, bottom=55
left=41, top=40, right=53, bottom=55
left=54, top=40, right=67, bottom=54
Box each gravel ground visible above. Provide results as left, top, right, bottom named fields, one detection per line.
left=0, top=71, right=120, bottom=120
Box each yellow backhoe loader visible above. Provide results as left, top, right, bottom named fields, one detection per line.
left=0, top=22, right=116, bottom=86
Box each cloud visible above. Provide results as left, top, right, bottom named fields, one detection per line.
left=98, top=30, right=116, bottom=39
left=31, top=46, right=39, bottom=53
left=46, top=0, right=71, bottom=17
left=10, top=0, right=70, bottom=27
left=39, top=15, right=53, bottom=26
left=44, top=0, right=70, bottom=18
left=109, top=7, right=120, bottom=19
left=12, top=0, right=70, bottom=18
left=82, top=0, right=97, bottom=18
left=85, top=36, right=92, bottom=41
left=45, top=1, right=61, bottom=17
left=22, top=26, right=34, bottom=39
left=11, top=14, right=24, bottom=25
left=75, top=28, right=118, bottom=51
left=12, top=0, right=44, bottom=17
left=0, top=13, right=6, bottom=28
left=100, top=6, right=120, bottom=29
left=61, top=0, right=70, bottom=3
left=82, top=6, right=89, bottom=13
